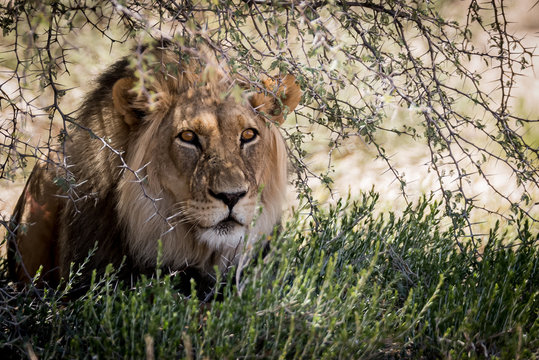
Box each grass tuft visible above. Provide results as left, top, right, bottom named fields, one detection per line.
left=1, top=192, right=537, bottom=359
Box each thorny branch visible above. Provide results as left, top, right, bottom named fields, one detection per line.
left=0, top=1, right=537, bottom=249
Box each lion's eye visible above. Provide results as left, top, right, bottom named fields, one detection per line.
left=240, top=128, right=258, bottom=144
left=178, top=130, right=197, bottom=144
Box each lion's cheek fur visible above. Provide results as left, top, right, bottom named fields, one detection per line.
left=244, top=125, right=288, bottom=245
left=116, top=173, right=213, bottom=270
left=115, top=132, right=198, bottom=269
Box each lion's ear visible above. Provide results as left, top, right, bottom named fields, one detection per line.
left=250, top=75, right=301, bottom=125
left=112, top=78, right=144, bottom=126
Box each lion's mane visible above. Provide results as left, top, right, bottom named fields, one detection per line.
left=8, top=45, right=301, bottom=291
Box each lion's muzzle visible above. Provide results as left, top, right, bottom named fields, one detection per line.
left=208, top=189, right=247, bottom=211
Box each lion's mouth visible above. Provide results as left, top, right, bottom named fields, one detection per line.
left=213, top=216, right=242, bottom=233
left=196, top=214, right=247, bottom=248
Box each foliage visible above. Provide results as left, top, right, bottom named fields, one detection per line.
left=0, top=192, right=537, bottom=359
left=0, top=0, right=537, bottom=240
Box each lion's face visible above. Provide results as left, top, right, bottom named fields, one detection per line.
left=113, top=55, right=301, bottom=270
left=153, top=89, right=272, bottom=249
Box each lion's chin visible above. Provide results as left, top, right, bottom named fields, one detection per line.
left=197, top=221, right=246, bottom=250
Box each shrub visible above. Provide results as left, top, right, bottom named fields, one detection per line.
left=1, top=192, right=537, bottom=359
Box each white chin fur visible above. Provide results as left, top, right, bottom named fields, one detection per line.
left=198, top=225, right=246, bottom=250
left=197, top=205, right=278, bottom=251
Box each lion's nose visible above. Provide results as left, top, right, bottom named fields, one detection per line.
left=208, top=189, right=247, bottom=210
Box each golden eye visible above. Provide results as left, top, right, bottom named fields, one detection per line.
left=241, top=128, right=257, bottom=143
left=179, top=130, right=196, bottom=143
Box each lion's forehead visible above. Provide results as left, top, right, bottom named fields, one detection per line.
left=174, top=102, right=256, bottom=136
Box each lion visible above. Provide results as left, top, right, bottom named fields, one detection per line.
left=7, top=44, right=301, bottom=293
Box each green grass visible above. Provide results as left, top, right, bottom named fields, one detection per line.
left=1, top=192, right=537, bottom=359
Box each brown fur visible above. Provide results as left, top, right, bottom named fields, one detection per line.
left=7, top=45, right=301, bottom=290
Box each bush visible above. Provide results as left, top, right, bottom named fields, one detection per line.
left=1, top=192, right=537, bottom=359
